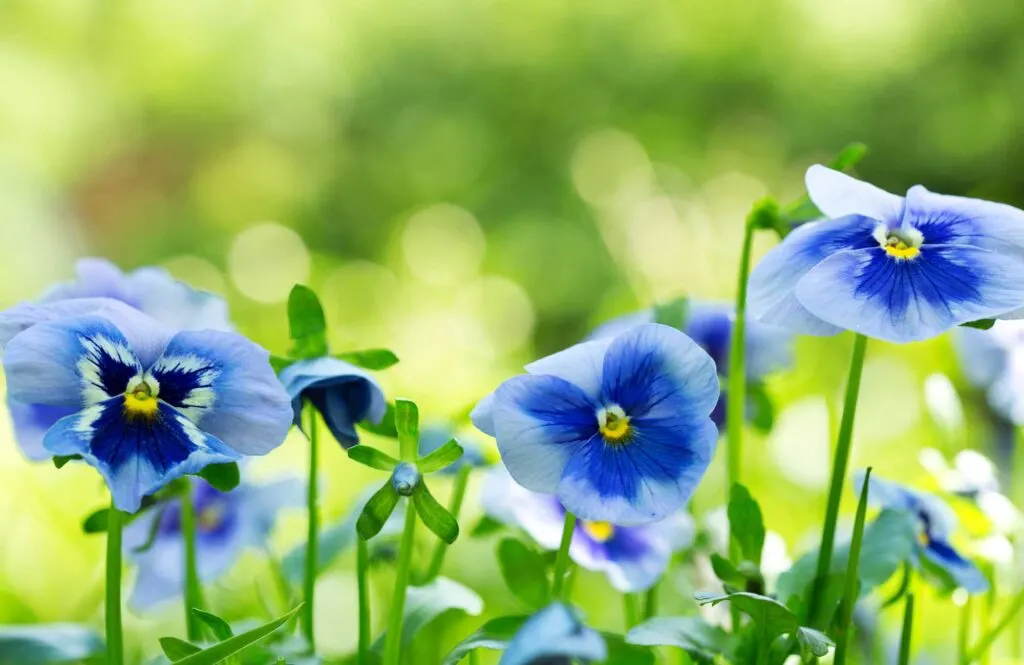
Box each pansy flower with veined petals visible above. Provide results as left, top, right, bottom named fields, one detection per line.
left=125, top=476, right=302, bottom=608
left=482, top=464, right=693, bottom=592
left=278, top=357, right=387, bottom=447
left=2, top=306, right=293, bottom=512
left=748, top=166, right=1024, bottom=343
left=472, top=323, right=719, bottom=525
left=855, top=470, right=988, bottom=593
left=500, top=603, right=606, bottom=665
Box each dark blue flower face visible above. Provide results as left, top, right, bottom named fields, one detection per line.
left=159, top=482, right=238, bottom=543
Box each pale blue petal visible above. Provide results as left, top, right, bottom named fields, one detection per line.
left=857, top=470, right=958, bottom=541
left=902, top=185, right=1024, bottom=257
left=0, top=298, right=134, bottom=350
left=921, top=539, right=989, bottom=594
left=587, top=311, right=653, bottom=341
left=952, top=326, right=1007, bottom=393
left=805, top=165, right=904, bottom=222
left=6, top=399, right=76, bottom=461
left=500, top=603, right=606, bottom=665
left=524, top=337, right=613, bottom=398
left=469, top=393, right=496, bottom=437
left=127, top=267, right=233, bottom=332
left=41, top=258, right=134, bottom=303
left=597, top=530, right=672, bottom=592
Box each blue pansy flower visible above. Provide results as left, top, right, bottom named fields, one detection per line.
left=855, top=470, right=989, bottom=593
left=482, top=465, right=693, bottom=592
left=1, top=306, right=293, bottom=512
left=748, top=166, right=1024, bottom=343
left=954, top=320, right=1024, bottom=425
left=125, top=476, right=302, bottom=608
left=278, top=358, right=387, bottom=447
left=472, top=323, right=719, bottom=525
left=419, top=424, right=495, bottom=474
left=501, top=603, right=606, bottom=665
left=589, top=300, right=793, bottom=429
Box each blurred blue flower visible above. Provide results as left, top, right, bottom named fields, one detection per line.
left=472, top=323, right=718, bottom=525
left=482, top=465, right=693, bottom=592
left=748, top=166, right=1024, bottom=343
left=278, top=357, right=387, bottom=448
left=954, top=320, right=1024, bottom=425
left=125, top=476, right=302, bottom=608
left=418, top=424, right=495, bottom=474
left=589, top=300, right=793, bottom=430
left=1, top=258, right=232, bottom=462
left=1, top=306, right=293, bottom=512
left=855, top=470, right=989, bottom=593
left=500, top=603, right=606, bottom=665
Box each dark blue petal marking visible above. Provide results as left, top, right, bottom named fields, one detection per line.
left=500, top=375, right=600, bottom=444
left=150, top=354, right=221, bottom=417
left=87, top=400, right=197, bottom=475
left=78, top=329, right=143, bottom=401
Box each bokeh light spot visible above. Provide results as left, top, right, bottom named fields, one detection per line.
left=401, top=204, right=485, bottom=286
left=228, top=222, right=310, bottom=303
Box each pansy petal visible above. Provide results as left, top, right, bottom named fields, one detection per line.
left=41, top=258, right=135, bottom=304
left=597, top=528, right=673, bottom=592
left=7, top=399, right=77, bottom=461
left=469, top=393, right=496, bottom=437
left=795, top=245, right=1024, bottom=343
left=491, top=374, right=599, bottom=493
left=128, top=267, right=234, bottom=333
left=0, top=298, right=135, bottom=350
left=806, top=165, right=904, bottom=222
left=154, top=330, right=293, bottom=455
left=524, top=337, right=613, bottom=398
left=747, top=217, right=878, bottom=335
left=902, top=185, right=1024, bottom=255
left=921, top=539, right=989, bottom=594
left=501, top=604, right=606, bottom=665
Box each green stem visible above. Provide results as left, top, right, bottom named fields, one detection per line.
left=726, top=218, right=756, bottom=508
left=982, top=565, right=996, bottom=665
left=551, top=512, right=577, bottom=600
left=881, top=562, right=912, bottom=609
left=467, top=651, right=479, bottom=665
left=105, top=499, right=124, bottom=665
left=383, top=505, right=418, bottom=665
left=624, top=593, right=639, bottom=630
left=302, top=403, right=319, bottom=653
left=966, top=589, right=1024, bottom=664
left=423, top=464, right=472, bottom=581
left=357, top=537, right=371, bottom=665
left=833, top=467, right=872, bottom=665
left=643, top=581, right=660, bottom=620
left=898, top=594, right=915, bottom=665
left=960, top=597, right=973, bottom=665
left=807, top=333, right=869, bottom=627
left=181, top=482, right=205, bottom=641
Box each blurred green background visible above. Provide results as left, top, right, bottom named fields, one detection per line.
left=2, top=0, right=1023, bottom=662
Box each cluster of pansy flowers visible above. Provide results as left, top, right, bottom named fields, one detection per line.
left=8, top=155, right=1024, bottom=665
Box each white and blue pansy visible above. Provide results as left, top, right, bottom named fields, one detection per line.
left=500, top=603, right=606, bottom=665
left=472, top=323, right=719, bottom=525
left=855, top=470, right=989, bottom=593
left=2, top=307, right=294, bottom=512
left=481, top=465, right=693, bottom=592
left=749, top=166, right=1024, bottom=343
left=125, top=476, right=302, bottom=608
left=278, top=357, right=387, bottom=448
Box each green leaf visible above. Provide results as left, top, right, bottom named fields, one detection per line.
left=417, top=439, right=464, bottom=473
left=82, top=508, right=109, bottom=534
left=442, top=615, right=527, bottom=665
left=394, top=399, right=420, bottom=459
left=373, top=577, right=484, bottom=653
left=709, top=554, right=754, bottom=588
left=470, top=515, right=505, bottom=537
left=747, top=382, right=775, bottom=434
left=52, top=454, right=80, bottom=469
left=746, top=197, right=784, bottom=235
left=497, top=538, right=551, bottom=610
left=0, top=624, right=103, bottom=665
left=269, top=355, right=293, bottom=374
left=198, top=463, right=240, bottom=493
left=359, top=402, right=399, bottom=438
left=192, top=609, right=234, bottom=641
left=728, top=483, right=765, bottom=566
left=626, top=616, right=729, bottom=664
left=347, top=445, right=400, bottom=471
left=357, top=482, right=401, bottom=540
left=412, top=483, right=459, bottom=544
left=962, top=318, right=996, bottom=330
left=160, top=636, right=202, bottom=661
left=334, top=349, right=399, bottom=370
left=796, top=626, right=833, bottom=658
left=604, top=632, right=655, bottom=665
left=287, top=285, right=328, bottom=359
left=653, top=297, right=689, bottom=331
left=171, top=604, right=302, bottom=665
left=131, top=504, right=169, bottom=553
left=696, top=592, right=798, bottom=640
left=828, top=142, right=869, bottom=171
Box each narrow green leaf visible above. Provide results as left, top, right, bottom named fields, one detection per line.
left=603, top=632, right=656, bottom=665
left=198, top=463, right=240, bottom=493
left=470, top=515, right=505, bottom=537
left=287, top=285, right=328, bottom=359
left=172, top=604, right=303, bottom=665
left=728, top=484, right=766, bottom=566
left=413, top=483, right=459, bottom=544
left=962, top=318, right=996, bottom=330
left=797, top=626, right=834, bottom=658
left=695, top=591, right=798, bottom=640
left=347, top=445, right=400, bottom=471
left=0, top=624, right=103, bottom=665
left=269, top=355, right=292, bottom=374
left=833, top=468, right=872, bottom=665
left=627, top=616, right=729, bottom=664
left=653, top=297, right=689, bottom=331
left=132, top=504, right=169, bottom=553
left=357, top=483, right=401, bottom=540
left=52, top=454, right=80, bottom=469
left=497, top=538, right=551, bottom=610
left=417, top=439, right=464, bottom=473
left=394, top=399, right=419, bottom=460
left=709, top=553, right=745, bottom=587
left=442, top=615, right=527, bottom=664
left=747, top=382, right=775, bottom=434
left=373, top=577, right=484, bottom=653
left=334, top=349, right=399, bottom=370
left=192, top=608, right=234, bottom=641
left=828, top=142, right=869, bottom=171
left=358, top=402, right=398, bottom=438
left=160, top=636, right=202, bottom=661
left=82, top=508, right=109, bottom=534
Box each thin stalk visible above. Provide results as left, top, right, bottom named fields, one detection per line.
left=624, top=593, right=639, bottom=630
left=966, top=589, right=1024, bottom=664
left=181, top=482, right=205, bottom=641
left=551, top=512, right=578, bottom=600
left=959, top=597, right=973, bottom=665
left=302, top=403, right=320, bottom=652
left=981, top=564, right=996, bottom=665
left=105, top=499, right=124, bottom=665
left=881, top=562, right=912, bottom=609
left=423, top=464, right=472, bottom=581
left=468, top=651, right=479, bottom=665
left=808, top=333, right=869, bottom=627
left=383, top=505, right=418, bottom=665
left=833, top=467, right=872, bottom=665
left=726, top=219, right=756, bottom=511
left=357, top=537, right=371, bottom=665
left=644, top=581, right=660, bottom=620
left=897, top=594, right=915, bottom=665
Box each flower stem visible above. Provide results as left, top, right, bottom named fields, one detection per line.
left=302, top=402, right=319, bottom=653
left=551, top=512, right=577, bottom=600
left=356, top=536, right=371, bottom=665
left=105, top=498, right=124, bottom=665
left=643, top=581, right=660, bottom=620
left=959, top=597, right=973, bottom=665
left=383, top=505, right=418, bottom=665
left=807, top=333, right=869, bottom=627
left=833, top=467, right=872, bottom=665
left=966, top=589, right=1024, bottom=664
left=181, top=482, right=205, bottom=641
left=725, top=217, right=756, bottom=508
left=422, top=464, right=472, bottom=581
left=898, top=594, right=915, bottom=665
left=624, top=593, right=639, bottom=630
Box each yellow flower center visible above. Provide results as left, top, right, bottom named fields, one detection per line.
left=197, top=504, right=225, bottom=532
left=598, top=406, right=632, bottom=443
left=583, top=521, right=615, bottom=542
left=884, top=236, right=920, bottom=260
left=123, top=378, right=159, bottom=419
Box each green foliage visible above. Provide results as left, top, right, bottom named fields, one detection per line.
left=197, top=463, right=241, bottom=493
left=496, top=538, right=551, bottom=610
left=442, top=616, right=527, bottom=665
left=417, top=439, right=464, bottom=473
left=747, top=382, right=775, bottom=434
left=796, top=627, right=834, bottom=658
left=357, top=482, right=401, bottom=540
left=347, top=445, right=401, bottom=471
left=412, top=483, right=459, bottom=544
left=626, top=616, right=730, bottom=663
left=394, top=399, right=420, bottom=460
left=358, top=402, right=399, bottom=438
left=169, top=605, right=302, bottom=665
left=334, top=349, right=400, bottom=370
left=287, top=285, right=328, bottom=359
left=373, top=577, right=483, bottom=654
left=695, top=591, right=833, bottom=661
left=51, top=454, right=80, bottom=469
left=962, top=318, right=996, bottom=330
left=191, top=609, right=234, bottom=641
left=653, top=297, right=689, bottom=331
left=160, top=636, right=201, bottom=660
left=728, top=483, right=766, bottom=567
left=603, top=633, right=655, bottom=665
left=470, top=515, right=505, bottom=538
left=0, top=624, right=103, bottom=665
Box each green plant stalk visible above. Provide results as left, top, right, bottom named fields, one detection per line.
left=833, top=467, right=872, bottom=665
left=423, top=464, right=472, bottom=581
left=181, top=482, right=206, bottom=641
left=624, top=593, right=639, bottom=630
left=106, top=499, right=124, bottom=665
left=898, top=594, right=915, bottom=665
left=966, top=589, right=1024, bottom=664
left=643, top=581, right=660, bottom=620
left=808, top=333, right=869, bottom=627
left=725, top=218, right=755, bottom=516
left=982, top=564, right=996, bottom=665
left=959, top=597, right=973, bottom=665
left=302, top=403, right=319, bottom=652
left=383, top=506, right=418, bottom=665
left=551, top=512, right=577, bottom=600
left=356, top=537, right=371, bottom=665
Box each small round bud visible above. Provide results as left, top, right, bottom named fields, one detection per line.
left=391, top=462, right=421, bottom=496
